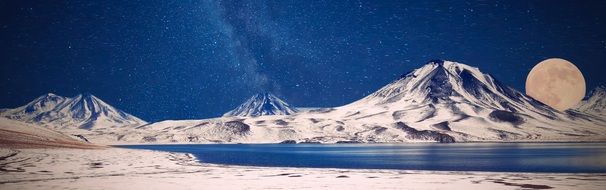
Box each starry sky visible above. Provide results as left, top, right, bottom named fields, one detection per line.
left=1, top=0, right=605, bottom=122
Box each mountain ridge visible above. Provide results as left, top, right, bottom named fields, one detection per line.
left=131, top=60, right=606, bottom=144
left=1, top=60, right=604, bottom=144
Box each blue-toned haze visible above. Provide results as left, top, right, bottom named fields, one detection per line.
left=1, top=0, right=605, bottom=121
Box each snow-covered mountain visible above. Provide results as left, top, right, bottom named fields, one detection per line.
left=224, top=92, right=298, bottom=117
left=328, top=60, right=606, bottom=141
left=0, top=93, right=146, bottom=130
left=349, top=60, right=555, bottom=114
left=4, top=60, right=603, bottom=145
left=575, top=86, right=606, bottom=116
left=116, top=60, right=605, bottom=144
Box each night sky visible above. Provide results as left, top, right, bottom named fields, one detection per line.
left=1, top=0, right=605, bottom=122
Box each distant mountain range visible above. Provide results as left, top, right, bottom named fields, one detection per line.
left=1, top=60, right=605, bottom=144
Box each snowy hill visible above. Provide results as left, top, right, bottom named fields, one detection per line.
left=224, top=92, right=298, bottom=117
left=575, top=86, right=606, bottom=116
left=0, top=93, right=146, bottom=129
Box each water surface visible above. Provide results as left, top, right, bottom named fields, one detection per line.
left=119, top=143, right=606, bottom=173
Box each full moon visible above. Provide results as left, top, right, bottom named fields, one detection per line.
left=525, top=58, right=585, bottom=111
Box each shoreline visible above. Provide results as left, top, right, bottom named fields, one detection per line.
left=107, top=140, right=606, bottom=146
left=157, top=147, right=606, bottom=175
left=1, top=147, right=605, bottom=190
left=118, top=145, right=606, bottom=175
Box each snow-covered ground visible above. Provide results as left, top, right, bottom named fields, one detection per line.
left=1, top=147, right=605, bottom=190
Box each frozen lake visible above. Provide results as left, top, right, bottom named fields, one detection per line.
left=119, top=143, right=606, bottom=173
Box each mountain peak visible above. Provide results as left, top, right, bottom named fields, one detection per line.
left=352, top=60, right=555, bottom=114
left=428, top=59, right=445, bottom=65
left=365, top=61, right=491, bottom=101
left=590, top=85, right=605, bottom=96
left=1, top=93, right=146, bottom=129
left=75, top=92, right=96, bottom=99
left=37, top=93, right=63, bottom=102
left=254, top=92, right=273, bottom=98
left=18, top=93, right=69, bottom=114
left=224, top=92, right=298, bottom=117
left=575, top=85, right=606, bottom=115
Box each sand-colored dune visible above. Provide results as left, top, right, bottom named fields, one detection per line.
left=0, top=118, right=101, bottom=149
